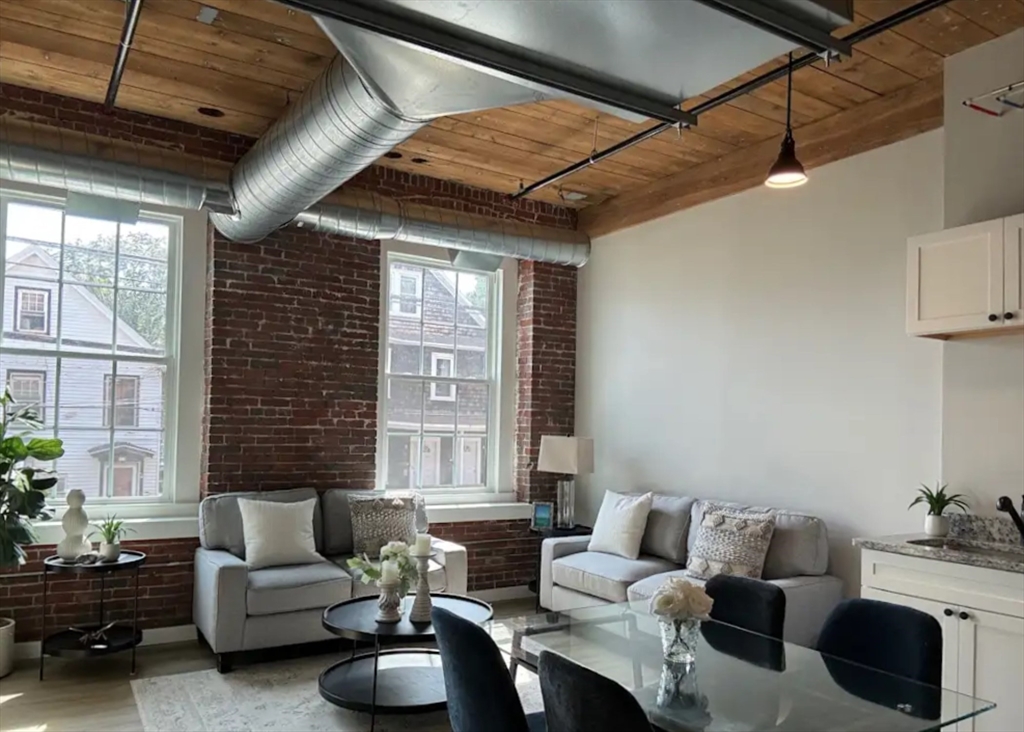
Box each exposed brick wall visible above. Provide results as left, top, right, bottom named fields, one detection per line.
left=515, top=262, right=579, bottom=506
left=202, top=226, right=380, bottom=494
left=432, top=520, right=539, bottom=592
left=0, top=539, right=197, bottom=643
left=0, top=82, right=576, bottom=230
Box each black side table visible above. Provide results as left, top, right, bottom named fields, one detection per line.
left=40, top=550, right=146, bottom=679
left=530, top=524, right=592, bottom=612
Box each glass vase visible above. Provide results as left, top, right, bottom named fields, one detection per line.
left=660, top=617, right=700, bottom=664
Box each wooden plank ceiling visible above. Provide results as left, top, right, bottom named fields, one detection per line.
left=0, top=0, right=1022, bottom=217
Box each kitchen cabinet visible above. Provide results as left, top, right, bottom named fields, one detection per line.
left=861, top=550, right=1024, bottom=732
left=907, top=213, right=1024, bottom=338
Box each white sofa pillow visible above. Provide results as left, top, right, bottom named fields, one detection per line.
left=238, top=497, right=324, bottom=569
left=588, top=491, right=654, bottom=560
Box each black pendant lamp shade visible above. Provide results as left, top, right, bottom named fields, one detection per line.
left=766, top=53, right=808, bottom=189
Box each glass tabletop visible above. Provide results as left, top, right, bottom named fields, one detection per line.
left=488, top=602, right=995, bottom=732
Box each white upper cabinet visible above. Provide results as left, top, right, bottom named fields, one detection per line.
left=907, top=214, right=1024, bottom=338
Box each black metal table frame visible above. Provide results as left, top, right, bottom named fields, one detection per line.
left=39, top=551, right=145, bottom=680
left=319, top=593, right=493, bottom=732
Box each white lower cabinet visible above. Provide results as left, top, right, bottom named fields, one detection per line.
left=861, top=550, right=1024, bottom=732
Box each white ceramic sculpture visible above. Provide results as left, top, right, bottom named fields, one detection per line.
left=57, top=489, right=90, bottom=561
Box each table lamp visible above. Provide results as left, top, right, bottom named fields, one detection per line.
left=538, top=436, right=594, bottom=528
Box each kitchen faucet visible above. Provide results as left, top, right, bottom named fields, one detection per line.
left=996, top=495, right=1024, bottom=546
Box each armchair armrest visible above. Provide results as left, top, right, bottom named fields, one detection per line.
left=540, top=535, right=591, bottom=609
left=432, top=538, right=468, bottom=596
left=193, top=547, right=248, bottom=653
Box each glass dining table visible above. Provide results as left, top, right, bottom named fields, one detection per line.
left=488, top=601, right=995, bottom=732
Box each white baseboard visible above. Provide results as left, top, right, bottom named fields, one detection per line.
left=15, top=623, right=196, bottom=660
left=470, top=585, right=534, bottom=603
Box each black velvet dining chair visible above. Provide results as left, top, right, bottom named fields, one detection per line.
left=817, top=598, right=943, bottom=720
left=539, top=650, right=653, bottom=732
left=703, top=574, right=787, bottom=671
left=431, top=607, right=546, bottom=732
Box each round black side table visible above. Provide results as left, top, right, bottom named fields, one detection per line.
left=319, top=593, right=493, bottom=732
left=39, top=550, right=146, bottom=680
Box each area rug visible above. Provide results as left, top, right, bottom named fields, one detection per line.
left=131, top=653, right=542, bottom=732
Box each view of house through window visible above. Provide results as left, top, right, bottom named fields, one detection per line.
left=382, top=256, right=496, bottom=491
left=0, top=195, right=175, bottom=501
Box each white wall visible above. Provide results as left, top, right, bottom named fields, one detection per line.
left=942, top=29, right=1024, bottom=513
left=576, top=130, right=946, bottom=590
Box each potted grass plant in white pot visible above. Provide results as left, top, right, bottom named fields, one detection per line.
left=92, top=516, right=134, bottom=562
left=910, top=483, right=970, bottom=537
left=0, top=387, right=64, bottom=678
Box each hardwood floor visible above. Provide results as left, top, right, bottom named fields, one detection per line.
left=0, top=598, right=536, bottom=732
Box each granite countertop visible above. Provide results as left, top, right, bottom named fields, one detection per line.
left=854, top=533, right=1024, bottom=574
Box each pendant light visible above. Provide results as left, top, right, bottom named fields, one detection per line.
left=765, top=53, right=808, bottom=189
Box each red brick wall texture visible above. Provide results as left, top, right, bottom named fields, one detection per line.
left=0, top=83, right=579, bottom=641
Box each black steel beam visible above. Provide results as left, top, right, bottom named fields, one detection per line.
left=694, top=0, right=852, bottom=57
left=104, top=0, right=145, bottom=111
left=272, top=0, right=697, bottom=126
left=512, top=0, right=954, bottom=201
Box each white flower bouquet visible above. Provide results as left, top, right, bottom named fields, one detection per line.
left=650, top=577, right=714, bottom=621
left=347, top=540, right=419, bottom=596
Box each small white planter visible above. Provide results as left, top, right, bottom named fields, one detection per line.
left=99, top=542, right=121, bottom=562
left=0, top=617, right=14, bottom=679
left=924, top=514, right=950, bottom=537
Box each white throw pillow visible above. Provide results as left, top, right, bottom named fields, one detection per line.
left=238, top=497, right=323, bottom=569
left=588, top=491, right=654, bottom=560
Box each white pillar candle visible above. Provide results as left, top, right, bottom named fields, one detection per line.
left=380, top=560, right=399, bottom=583
left=415, top=533, right=431, bottom=555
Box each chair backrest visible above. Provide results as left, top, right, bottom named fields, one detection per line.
left=431, top=607, right=531, bottom=732
left=198, top=487, right=323, bottom=558
left=817, top=598, right=942, bottom=685
left=706, top=574, right=786, bottom=639
left=539, top=651, right=652, bottom=732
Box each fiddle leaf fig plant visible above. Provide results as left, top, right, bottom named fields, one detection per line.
left=909, top=483, right=970, bottom=516
left=0, top=387, right=64, bottom=567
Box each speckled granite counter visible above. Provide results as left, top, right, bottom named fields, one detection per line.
left=854, top=533, right=1024, bottom=574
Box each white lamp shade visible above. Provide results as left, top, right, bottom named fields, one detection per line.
left=538, top=436, right=594, bottom=475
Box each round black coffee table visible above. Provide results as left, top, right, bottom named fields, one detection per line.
left=319, top=593, right=492, bottom=731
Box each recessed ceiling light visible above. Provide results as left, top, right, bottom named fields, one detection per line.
left=197, top=107, right=225, bottom=118
left=384, top=151, right=403, bottom=159
left=562, top=191, right=587, bottom=201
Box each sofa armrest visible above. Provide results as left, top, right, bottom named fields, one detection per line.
left=432, top=538, right=468, bottom=596
left=540, top=536, right=591, bottom=609
left=193, top=547, right=248, bottom=653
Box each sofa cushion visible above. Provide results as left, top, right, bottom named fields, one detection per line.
left=333, top=556, right=447, bottom=598
left=640, top=495, right=697, bottom=564
left=238, top=497, right=323, bottom=570
left=246, top=561, right=351, bottom=616
left=588, top=491, right=654, bottom=560
left=685, top=508, right=775, bottom=580
left=321, top=488, right=362, bottom=556
left=348, top=494, right=417, bottom=556
left=200, top=488, right=323, bottom=559
left=552, top=551, right=677, bottom=603
left=628, top=569, right=706, bottom=603
left=688, top=500, right=828, bottom=578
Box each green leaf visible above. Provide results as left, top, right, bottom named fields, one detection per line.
left=25, top=438, right=64, bottom=461
left=0, top=436, right=28, bottom=460
left=29, top=475, right=58, bottom=492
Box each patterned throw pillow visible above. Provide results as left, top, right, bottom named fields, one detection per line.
left=348, top=494, right=418, bottom=557
left=685, top=508, right=776, bottom=580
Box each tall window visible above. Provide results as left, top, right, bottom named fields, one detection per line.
left=381, top=256, right=497, bottom=491
left=0, top=194, right=177, bottom=502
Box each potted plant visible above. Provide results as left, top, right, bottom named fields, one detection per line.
left=0, top=387, right=64, bottom=678
left=909, top=483, right=970, bottom=537
left=92, top=515, right=134, bottom=562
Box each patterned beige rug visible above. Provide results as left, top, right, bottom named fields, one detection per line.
left=131, top=653, right=542, bottom=732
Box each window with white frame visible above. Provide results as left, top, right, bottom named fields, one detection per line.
left=14, top=287, right=50, bottom=334
left=0, top=194, right=178, bottom=503
left=381, top=256, right=496, bottom=491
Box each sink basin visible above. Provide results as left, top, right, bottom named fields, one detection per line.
left=906, top=538, right=1024, bottom=562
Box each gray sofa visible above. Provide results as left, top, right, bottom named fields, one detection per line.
left=540, top=496, right=842, bottom=647
left=193, top=488, right=467, bottom=671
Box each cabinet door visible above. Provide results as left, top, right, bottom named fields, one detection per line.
left=1004, top=214, right=1023, bottom=322
left=907, top=219, right=1004, bottom=336
left=859, top=586, right=959, bottom=691
left=956, top=607, right=1024, bottom=732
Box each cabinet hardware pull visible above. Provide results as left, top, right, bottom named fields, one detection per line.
left=943, top=608, right=954, bottom=616
left=959, top=611, right=970, bottom=621
left=1006, top=312, right=1016, bottom=321
left=988, top=314, right=1000, bottom=322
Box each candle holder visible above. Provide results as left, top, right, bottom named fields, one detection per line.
left=375, top=579, right=402, bottom=624
left=408, top=550, right=437, bottom=624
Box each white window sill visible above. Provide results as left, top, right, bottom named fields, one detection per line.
left=32, top=514, right=200, bottom=545
left=427, top=501, right=532, bottom=523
